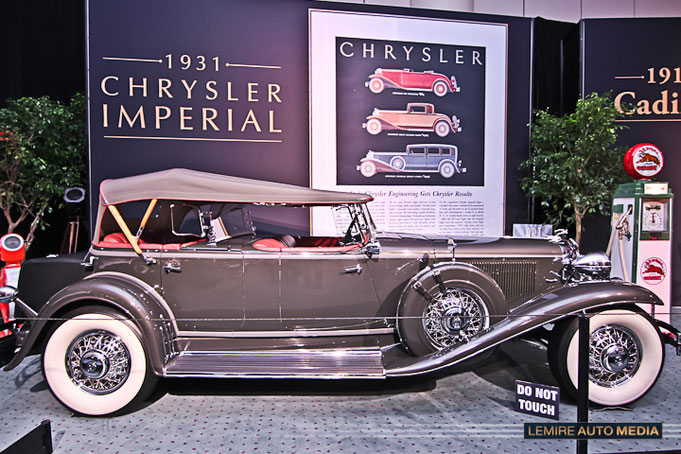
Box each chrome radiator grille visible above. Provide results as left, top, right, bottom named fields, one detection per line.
left=468, top=260, right=537, bottom=299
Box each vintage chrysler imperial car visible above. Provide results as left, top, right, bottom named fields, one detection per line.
left=0, top=168, right=679, bottom=416
left=365, top=68, right=460, bottom=96
left=363, top=103, right=461, bottom=137
left=357, top=144, right=465, bottom=178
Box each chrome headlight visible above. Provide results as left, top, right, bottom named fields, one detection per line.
left=570, top=252, right=611, bottom=282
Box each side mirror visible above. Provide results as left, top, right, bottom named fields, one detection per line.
left=364, top=242, right=380, bottom=258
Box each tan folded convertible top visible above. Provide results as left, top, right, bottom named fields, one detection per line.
left=99, top=168, right=372, bottom=206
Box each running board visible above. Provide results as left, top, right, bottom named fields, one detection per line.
left=163, top=349, right=386, bottom=378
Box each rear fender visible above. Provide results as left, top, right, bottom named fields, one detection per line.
left=4, top=272, right=177, bottom=375
left=386, top=280, right=663, bottom=377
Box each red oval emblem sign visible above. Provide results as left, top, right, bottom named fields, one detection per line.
left=624, top=143, right=663, bottom=180
left=640, top=257, right=666, bottom=284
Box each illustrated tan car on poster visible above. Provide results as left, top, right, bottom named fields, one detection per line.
left=357, top=144, right=465, bottom=178
left=0, top=168, right=679, bottom=416
left=365, top=68, right=460, bottom=96
left=362, top=103, right=461, bottom=137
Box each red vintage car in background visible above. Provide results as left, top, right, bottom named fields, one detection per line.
left=366, top=68, right=460, bottom=97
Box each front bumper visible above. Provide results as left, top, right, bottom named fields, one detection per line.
left=658, top=319, right=681, bottom=356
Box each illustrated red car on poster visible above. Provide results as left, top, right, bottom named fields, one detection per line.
left=362, top=103, right=461, bottom=137
left=365, top=68, right=460, bottom=96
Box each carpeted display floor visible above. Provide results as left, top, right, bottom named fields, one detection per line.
left=1, top=312, right=679, bottom=453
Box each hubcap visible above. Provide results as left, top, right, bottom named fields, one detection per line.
left=80, top=351, right=109, bottom=379
left=589, top=324, right=641, bottom=387
left=423, top=288, right=489, bottom=349
left=66, top=330, right=131, bottom=395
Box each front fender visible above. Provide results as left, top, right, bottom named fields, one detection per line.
left=385, top=280, right=662, bottom=377
left=4, top=272, right=177, bottom=375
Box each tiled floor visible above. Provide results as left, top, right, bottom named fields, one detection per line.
left=1, top=313, right=679, bottom=453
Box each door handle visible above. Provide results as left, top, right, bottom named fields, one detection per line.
left=344, top=264, right=362, bottom=275
left=163, top=261, right=182, bottom=273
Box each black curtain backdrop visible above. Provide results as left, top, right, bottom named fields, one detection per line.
left=0, top=1, right=86, bottom=259
left=0, top=1, right=86, bottom=106
left=532, top=17, right=579, bottom=114
left=530, top=18, right=611, bottom=255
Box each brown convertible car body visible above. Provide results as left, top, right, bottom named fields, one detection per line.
left=0, top=169, right=678, bottom=415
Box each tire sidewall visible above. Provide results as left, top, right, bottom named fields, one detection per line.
left=366, top=118, right=382, bottom=135
left=439, top=161, right=455, bottom=178
left=433, top=80, right=448, bottom=97
left=398, top=270, right=504, bottom=357
left=561, top=309, right=664, bottom=406
left=390, top=156, right=405, bottom=170
left=369, top=78, right=384, bottom=93
left=434, top=120, right=450, bottom=137
left=43, top=313, right=149, bottom=416
left=360, top=161, right=377, bottom=177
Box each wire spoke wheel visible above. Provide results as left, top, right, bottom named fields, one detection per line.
left=422, top=288, right=489, bottom=349
left=66, top=330, right=131, bottom=395
left=548, top=309, right=665, bottom=406
left=588, top=324, right=641, bottom=387
left=43, top=311, right=157, bottom=416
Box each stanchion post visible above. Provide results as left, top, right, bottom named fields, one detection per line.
left=577, top=312, right=589, bottom=454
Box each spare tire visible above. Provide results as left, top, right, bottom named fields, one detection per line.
left=397, top=263, right=505, bottom=356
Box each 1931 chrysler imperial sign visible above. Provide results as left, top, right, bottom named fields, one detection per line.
left=0, top=169, right=679, bottom=416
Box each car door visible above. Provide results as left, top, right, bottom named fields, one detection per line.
left=279, top=248, right=380, bottom=330
left=406, top=146, right=428, bottom=170
left=425, top=146, right=442, bottom=171
left=160, top=242, right=245, bottom=333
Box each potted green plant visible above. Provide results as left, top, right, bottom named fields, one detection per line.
left=521, top=92, right=629, bottom=245
left=0, top=94, right=87, bottom=250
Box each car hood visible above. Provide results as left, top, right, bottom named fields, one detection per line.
left=375, top=232, right=563, bottom=260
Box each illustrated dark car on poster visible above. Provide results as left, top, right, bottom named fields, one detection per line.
left=0, top=169, right=679, bottom=416
left=357, top=144, right=465, bottom=178
left=362, top=103, right=461, bottom=137
left=365, top=68, right=460, bottom=97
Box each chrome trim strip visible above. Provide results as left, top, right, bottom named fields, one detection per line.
left=456, top=253, right=560, bottom=259
left=84, top=271, right=178, bottom=332
left=90, top=249, right=163, bottom=258
left=163, top=349, right=385, bottom=378
left=163, top=373, right=386, bottom=379
left=177, top=327, right=395, bottom=338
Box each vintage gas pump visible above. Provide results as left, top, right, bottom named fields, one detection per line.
left=0, top=233, right=25, bottom=327
left=610, top=143, right=673, bottom=323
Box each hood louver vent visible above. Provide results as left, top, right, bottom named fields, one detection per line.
left=468, top=260, right=537, bottom=300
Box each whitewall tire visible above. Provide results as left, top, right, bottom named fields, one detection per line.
left=366, top=118, right=382, bottom=135
left=433, top=81, right=448, bottom=97
left=549, top=309, right=664, bottom=407
left=43, top=311, right=155, bottom=416
left=434, top=120, right=450, bottom=137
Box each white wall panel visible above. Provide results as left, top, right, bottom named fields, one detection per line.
left=365, top=0, right=411, bottom=7
left=473, top=0, right=525, bottom=17
left=635, top=0, right=681, bottom=17
left=524, top=0, right=581, bottom=22
left=583, top=0, right=635, bottom=18
left=313, top=0, right=681, bottom=20
left=411, top=0, right=474, bottom=12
